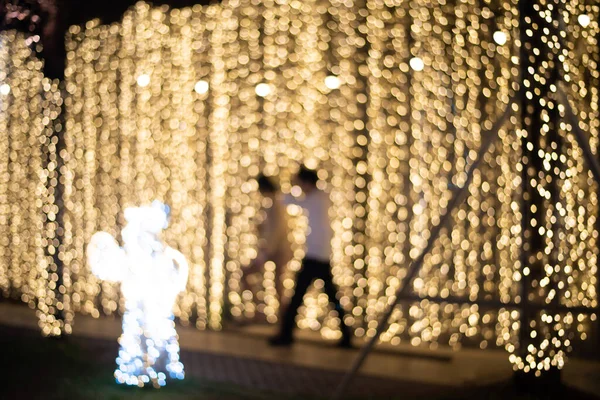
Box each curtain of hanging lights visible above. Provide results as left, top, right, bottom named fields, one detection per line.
left=0, top=31, right=67, bottom=336
left=514, top=0, right=599, bottom=374
left=61, top=0, right=525, bottom=343
left=0, top=0, right=598, bottom=376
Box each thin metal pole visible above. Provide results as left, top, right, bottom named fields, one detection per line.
left=517, top=0, right=531, bottom=367
left=393, top=293, right=598, bottom=314
left=331, top=100, right=515, bottom=400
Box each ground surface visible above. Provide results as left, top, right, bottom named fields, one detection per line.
left=0, top=324, right=598, bottom=400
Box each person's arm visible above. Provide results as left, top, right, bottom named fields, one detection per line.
left=283, top=185, right=310, bottom=206
left=283, top=193, right=297, bottom=206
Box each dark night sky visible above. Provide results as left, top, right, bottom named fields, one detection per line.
left=2, top=0, right=219, bottom=78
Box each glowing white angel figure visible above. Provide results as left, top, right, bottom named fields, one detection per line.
left=87, top=201, right=189, bottom=388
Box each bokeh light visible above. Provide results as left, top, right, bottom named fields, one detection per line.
left=194, top=80, right=209, bottom=94
left=493, top=31, right=508, bottom=46
left=0, top=83, right=10, bottom=95
left=578, top=14, right=591, bottom=28
left=137, top=74, right=150, bottom=87
left=255, top=83, right=271, bottom=97
left=409, top=56, right=424, bottom=71
left=325, top=75, right=341, bottom=90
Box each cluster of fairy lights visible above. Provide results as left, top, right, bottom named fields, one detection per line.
left=509, top=0, right=599, bottom=375
left=362, top=0, right=523, bottom=350
left=0, top=31, right=69, bottom=336
left=88, top=203, right=187, bottom=387
left=0, top=0, right=597, bottom=374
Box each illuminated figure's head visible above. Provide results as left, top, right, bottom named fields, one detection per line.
left=123, top=201, right=170, bottom=235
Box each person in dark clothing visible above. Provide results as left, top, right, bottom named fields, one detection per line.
left=269, top=166, right=352, bottom=348
left=241, top=174, right=292, bottom=320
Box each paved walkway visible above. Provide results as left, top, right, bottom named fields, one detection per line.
left=1, top=302, right=599, bottom=399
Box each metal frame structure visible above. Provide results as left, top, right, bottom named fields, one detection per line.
left=332, top=84, right=600, bottom=400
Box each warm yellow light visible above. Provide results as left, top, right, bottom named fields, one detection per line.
left=136, top=74, right=150, bottom=87
left=194, top=80, right=209, bottom=94
left=0, top=31, right=69, bottom=337
left=0, top=0, right=595, bottom=377
left=578, top=14, right=591, bottom=28
left=409, top=57, right=424, bottom=71
left=255, top=83, right=271, bottom=97
left=325, top=75, right=341, bottom=90
left=493, top=31, right=508, bottom=46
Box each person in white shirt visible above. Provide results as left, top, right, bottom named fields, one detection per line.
left=241, top=175, right=292, bottom=317
left=269, top=166, right=352, bottom=348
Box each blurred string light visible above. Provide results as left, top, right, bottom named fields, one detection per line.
left=509, top=0, right=599, bottom=376
left=409, top=56, right=424, bottom=72
left=136, top=74, right=151, bottom=87
left=324, top=75, right=341, bottom=90
left=578, top=14, right=591, bottom=28
left=194, top=80, right=209, bottom=94
left=255, top=83, right=271, bottom=97
left=0, top=0, right=597, bottom=374
left=493, top=31, right=508, bottom=46
left=0, top=83, right=11, bottom=95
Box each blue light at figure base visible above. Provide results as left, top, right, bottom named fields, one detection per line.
left=88, top=201, right=189, bottom=388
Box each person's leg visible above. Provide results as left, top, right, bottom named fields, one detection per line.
left=273, top=259, right=286, bottom=320
left=271, top=260, right=315, bottom=343
left=241, top=259, right=262, bottom=293
left=237, top=259, right=272, bottom=325
left=320, top=264, right=352, bottom=345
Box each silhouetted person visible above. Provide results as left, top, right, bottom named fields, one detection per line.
left=241, top=174, right=292, bottom=320
left=269, top=166, right=352, bottom=348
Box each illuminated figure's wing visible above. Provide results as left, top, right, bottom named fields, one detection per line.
left=87, top=231, right=127, bottom=282
left=165, top=246, right=189, bottom=293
